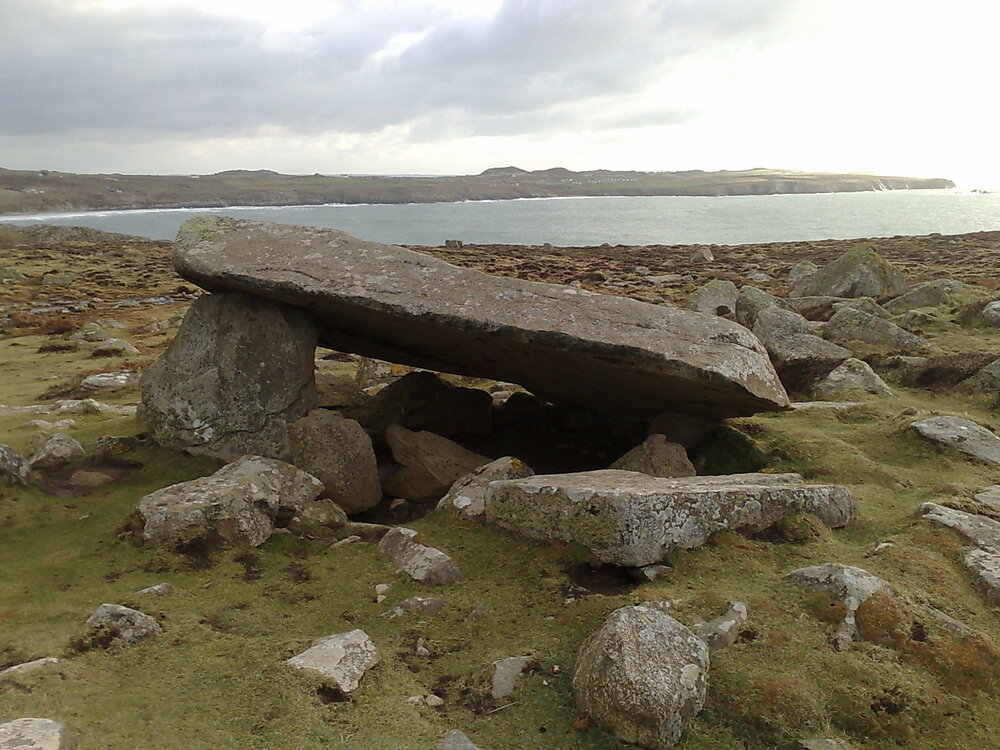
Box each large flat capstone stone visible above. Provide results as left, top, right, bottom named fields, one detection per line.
left=172, top=217, right=789, bottom=418
left=484, top=470, right=856, bottom=566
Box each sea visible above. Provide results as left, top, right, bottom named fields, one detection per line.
left=1, top=189, right=998, bottom=246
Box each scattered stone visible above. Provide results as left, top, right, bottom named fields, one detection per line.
left=866, top=542, right=895, bottom=557
left=0, top=718, right=76, bottom=750
left=788, top=401, right=863, bottom=412
left=573, top=602, right=708, bottom=749
left=910, top=416, right=1000, bottom=465
left=90, top=338, right=140, bottom=357
left=139, top=291, right=317, bottom=461
left=492, top=655, right=534, bottom=700
left=752, top=307, right=851, bottom=390
left=415, top=638, right=430, bottom=657
left=629, top=564, right=670, bottom=583
left=786, top=564, right=892, bottom=650
left=746, top=270, right=771, bottom=283
left=440, top=729, right=481, bottom=750
left=0, top=445, right=31, bottom=486
left=693, top=601, right=749, bottom=651
left=41, top=271, right=76, bottom=286
left=465, top=602, right=488, bottom=622
left=351, top=370, right=492, bottom=436
left=786, top=260, right=818, bottom=297
left=286, top=629, right=380, bottom=696
left=338, top=521, right=392, bottom=540
left=84, top=603, right=162, bottom=644
left=382, top=424, right=490, bottom=503
left=374, top=583, right=390, bottom=603
left=812, top=358, right=893, bottom=400
left=136, top=583, right=173, bottom=596
left=683, top=280, right=738, bottom=317
left=331, top=535, right=362, bottom=549
left=689, top=247, right=713, bottom=263
left=981, top=301, right=1000, bottom=326
left=287, top=410, right=381, bottom=515
left=291, top=498, right=349, bottom=527
left=823, top=307, right=923, bottom=353
left=883, top=279, right=971, bottom=314
left=77, top=371, right=139, bottom=394
left=172, top=217, right=788, bottom=419
left=378, top=527, right=464, bottom=585
left=610, top=435, right=695, bottom=478
left=734, top=285, right=787, bottom=329
left=138, top=311, right=185, bottom=334
left=23, top=418, right=76, bottom=432
left=486, top=471, right=856, bottom=567
left=0, top=657, right=62, bottom=679
left=29, top=433, right=85, bottom=470
left=792, top=244, right=905, bottom=299
left=380, top=596, right=447, bottom=619
left=133, top=455, right=324, bottom=546
left=425, top=694, right=445, bottom=708
left=437, top=456, right=534, bottom=518
left=68, top=469, right=114, bottom=488
left=70, top=322, right=109, bottom=342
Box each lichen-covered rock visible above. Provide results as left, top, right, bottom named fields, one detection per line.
left=90, top=338, right=140, bottom=357
left=683, top=279, right=738, bottom=317
left=84, top=603, right=162, bottom=644
left=287, top=410, right=381, bottom=514
left=0, top=445, right=31, bottom=486
left=78, top=371, right=139, bottom=394
left=786, top=260, right=818, bottom=298
left=378, top=527, right=464, bottom=584
left=485, top=471, right=856, bottom=567
left=787, top=296, right=851, bottom=321
left=824, top=307, right=923, bottom=353
left=982, top=301, right=1000, bottom=326
left=786, top=564, right=892, bottom=650
left=140, top=291, right=317, bottom=461
left=734, top=285, right=788, bottom=329
left=380, top=596, right=446, bottom=619
left=793, top=244, right=906, bottom=299
left=382, top=424, right=490, bottom=503
left=70, top=322, right=109, bottom=342
left=134, top=455, right=324, bottom=546
left=882, top=279, right=972, bottom=314
left=171, top=217, right=788, bottom=419
left=573, top=602, right=708, bottom=749
left=0, top=718, right=76, bottom=750
left=286, top=629, right=379, bottom=696
left=910, top=416, right=1000, bottom=465
left=753, top=308, right=851, bottom=390
left=693, top=601, right=748, bottom=651
left=812, top=358, right=893, bottom=400
left=29, top=433, right=84, bottom=470
left=610, top=435, right=695, bottom=478
left=437, top=456, right=534, bottom=518
left=831, top=297, right=890, bottom=320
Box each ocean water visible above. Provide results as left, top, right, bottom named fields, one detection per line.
left=1, top=189, right=998, bottom=246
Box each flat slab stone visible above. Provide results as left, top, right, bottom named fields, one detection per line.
left=485, top=470, right=856, bottom=566
left=172, top=217, right=789, bottom=418
left=286, top=629, right=380, bottom=696
left=920, top=502, right=1000, bottom=605
left=911, top=416, right=1000, bottom=464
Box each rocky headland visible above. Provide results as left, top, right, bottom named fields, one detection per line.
left=1, top=221, right=1000, bottom=750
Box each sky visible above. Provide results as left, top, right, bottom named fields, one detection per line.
left=1, top=0, right=997, bottom=187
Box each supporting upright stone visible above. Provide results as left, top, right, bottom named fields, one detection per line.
left=139, top=291, right=317, bottom=460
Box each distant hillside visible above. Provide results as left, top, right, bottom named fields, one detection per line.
left=0, top=166, right=955, bottom=215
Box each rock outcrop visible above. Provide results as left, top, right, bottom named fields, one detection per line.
left=910, top=416, right=1000, bottom=465
left=573, top=602, right=708, bottom=749
left=485, top=471, right=856, bottom=566
left=171, top=217, right=789, bottom=418
left=140, top=291, right=317, bottom=460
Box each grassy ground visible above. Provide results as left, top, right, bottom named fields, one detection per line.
left=2, top=228, right=1000, bottom=749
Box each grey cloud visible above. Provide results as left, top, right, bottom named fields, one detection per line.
left=0, top=0, right=801, bottom=141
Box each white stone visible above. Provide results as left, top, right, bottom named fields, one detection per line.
left=286, top=629, right=379, bottom=695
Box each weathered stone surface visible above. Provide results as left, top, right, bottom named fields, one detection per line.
left=383, top=424, right=490, bottom=503
left=287, top=410, right=381, bottom=514
left=793, top=244, right=905, bottom=299
left=910, top=416, right=1000, bottom=465
left=812, top=358, right=893, bottom=400
left=140, top=291, right=317, bottom=461
left=693, top=601, right=748, bottom=651
left=314, top=370, right=368, bottom=408
left=378, top=527, right=464, bottom=585
left=883, top=279, right=972, bottom=314
left=690, top=247, right=713, bottom=263
left=786, top=564, right=892, bottom=650
left=70, top=322, right=109, bottom=342
left=610, top=435, right=695, bottom=478
left=380, top=596, right=446, bottom=619
left=78, top=371, right=139, bottom=394
left=172, top=217, right=788, bottom=418
left=286, top=629, right=379, bottom=695
left=683, top=280, right=738, bottom=317
left=492, top=655, right=534, bottom=700
left=0, top=657, right=61, bottom=680
left=982, top=301, right=1000, bottom=326
left=573, top=602, right=708, bottom=749
left=90, top=338, right=140, bottom=357
left=0, top=445, right=31, bottom=486
left=291, top=498, right=349, bottom=527
left=440, top=730, right=481, bottom=750
left=0, top=718, right=76, bottom=750
left=485, top=471, right=856, bottom=567
left=975, top=485, right=1000, bottom=510
left=136, top=583, right=174, bottom=596
left=752, top=308, right=851, bottom=390
left=831, top=297, right=890, bottom=320
left=134, top=455, right=324, bottom=546
left=349, top=371, right=492, bottom=437
left=437, top=456, right=534, bottom=518
left=824, top=307, right=923, bottom=353
left=959, top=358, right=1000, bottom=394
left=68, top=470, right=113, bottom=488
left=84, top=603, right=162, bottom=644
left=920, top=503, right=1000, bottom=605
left=29, top=433, right=84, bottom=470
left=734, top=285, right=787, bottom=329
left=786, top=260, right=818, bottom=298
left=786, top=295, right=850, bottom=321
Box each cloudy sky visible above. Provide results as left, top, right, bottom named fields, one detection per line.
left=1, top=0, right=997, bottom=186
